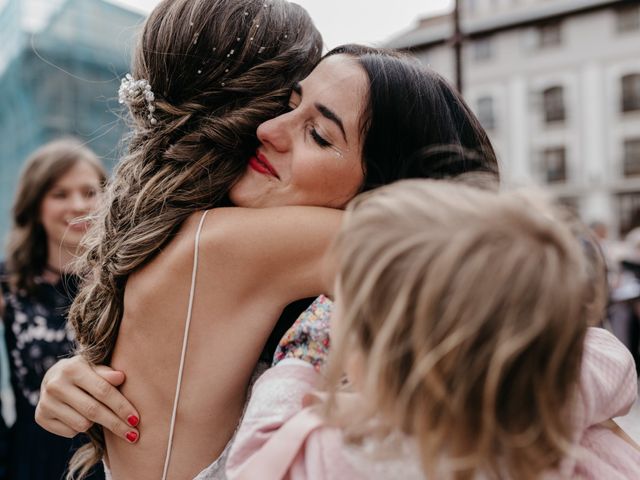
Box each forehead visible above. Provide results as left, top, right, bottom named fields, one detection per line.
left=52, top=161, right=102, bottom=187
left=300, top=55, right=368, bottom=140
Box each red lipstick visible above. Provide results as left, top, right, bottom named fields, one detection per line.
left=249, top=151, right=279, bottom=179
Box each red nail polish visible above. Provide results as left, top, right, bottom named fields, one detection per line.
left=126, top=431, right=138, bottom=443
left=127, top=415, right=139, bottom=427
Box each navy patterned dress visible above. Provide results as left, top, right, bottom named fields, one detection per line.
left=0, top=263, right=104, bottom=480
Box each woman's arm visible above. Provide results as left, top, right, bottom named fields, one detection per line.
left=35, top=356, right=140, bottom=442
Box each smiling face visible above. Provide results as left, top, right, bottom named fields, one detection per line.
left=229, top=54, right=367, bottom=209
left=40, top=160, right=103, bottom=255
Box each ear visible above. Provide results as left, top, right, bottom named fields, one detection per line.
left=344, top=348, right=366, bottom=390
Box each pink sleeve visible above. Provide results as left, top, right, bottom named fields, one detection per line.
left=574, top=327, right=638, bottom=431
left=226, top=361, right=320, bottom=478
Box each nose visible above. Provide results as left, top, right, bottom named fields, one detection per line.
left=256, top=111, right=292, bottom=153
left=69, top=192, right=92, bottom=214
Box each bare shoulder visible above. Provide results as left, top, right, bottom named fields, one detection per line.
left=199, top=206, right=343, bottom=250
left=203, top=206, right=343, bottom=228
left=196, top=206, right=343, bottom=299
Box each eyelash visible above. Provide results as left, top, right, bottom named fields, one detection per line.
left=310, top=128, right=331, bottom=148
left=286, top=102, right=332, bottom=149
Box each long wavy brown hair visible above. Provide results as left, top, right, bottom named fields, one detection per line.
left=67, top=0, right=322, bottom=477
left=4, top=138, right=106, bottom=294
left=328, top=180, right=606, bottom=480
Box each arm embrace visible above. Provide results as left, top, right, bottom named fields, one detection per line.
left=198, top=206, right=342, bottom=304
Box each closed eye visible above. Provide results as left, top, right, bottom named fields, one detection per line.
left=289, top=82, right=333, bottom=149
left=310, top=128, right=331, bottom=148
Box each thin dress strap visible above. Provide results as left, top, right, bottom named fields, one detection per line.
left=161, top=210, right=209, bottom=480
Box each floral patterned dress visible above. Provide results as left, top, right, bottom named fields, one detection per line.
left=0, top=263, right=104, bottom=480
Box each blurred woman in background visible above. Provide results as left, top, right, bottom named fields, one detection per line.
left=0, top=138, right=106, bottom=480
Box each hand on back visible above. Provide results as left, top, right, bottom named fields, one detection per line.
left=35, top=356, right=141, bottom=444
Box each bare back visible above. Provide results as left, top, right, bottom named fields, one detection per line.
left=105, top=206, right=340, bottom=479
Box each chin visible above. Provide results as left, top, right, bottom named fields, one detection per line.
left=227, top=185, right=246, bottom=207
left=228, top=188, right=264, bottom=208
left=62, top=234, right=83, bottom=250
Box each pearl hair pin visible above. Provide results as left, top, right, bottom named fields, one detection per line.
left=118, top=74, right=158, bottom=126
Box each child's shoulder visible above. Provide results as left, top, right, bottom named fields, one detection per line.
left=582, top=327, right=636, bottom=392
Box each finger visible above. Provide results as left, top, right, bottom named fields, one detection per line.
left=94, top=366, right=126, bottom=387
left=37, top=397, right=93, bottom=435
left=70, top=366, right=140, bottom=428
left=49, top=390, right=139, bottom=443
left=40, top=418, right=80, bottom=438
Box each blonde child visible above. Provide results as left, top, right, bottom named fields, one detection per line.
left=226, top=179, right=640, bottom=480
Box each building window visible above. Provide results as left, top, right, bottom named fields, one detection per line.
left=624, top=138, right=640, bottom=177
left=536, top=21, right=562, bottom=48
left=616, top=5, right=640, bottom=33
left=542, top=147, right=567, bottom=183
left=621, top=73, right=640, bottom=112
left=473, top=37, right=493, bottom=61
left=542, top=86, right=565, bottom=123
left=476, top=96, right=496, bottom=130
left=617, top=192, right=640, bottom=235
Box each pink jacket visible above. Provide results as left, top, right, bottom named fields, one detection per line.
left=226, top=328, right=640, bottom=479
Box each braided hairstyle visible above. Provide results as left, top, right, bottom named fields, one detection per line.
left=67, top=0, right=321, bottom=477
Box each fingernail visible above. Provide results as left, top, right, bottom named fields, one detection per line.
left=127, top=415, right=139, bottom=427
left=126, top=431, right=138, bottom=443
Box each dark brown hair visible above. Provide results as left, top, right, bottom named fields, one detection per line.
left=324, top=45, right=499, bottom=189
left=5, top=138, right=106, bottom=294
left=67, top=0, right=322, bottom=477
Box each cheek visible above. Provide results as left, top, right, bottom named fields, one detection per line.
left=327, top=163, right=364, bottom=206
left=88, top=194, right=101, bottom=211
left=342, top=164, right=364, bottom=197
left=295, top=155, right=363, bottom=202
left=40, top=199, right=59, bottom=225
left=39, top=201, right=65, bottom=239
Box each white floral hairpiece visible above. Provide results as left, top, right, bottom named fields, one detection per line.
left=118, top=73, right=158, bottom=125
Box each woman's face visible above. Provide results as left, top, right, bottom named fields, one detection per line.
left=229, top=54, right=367, bottom=209
left=40, top=160, right=103, bottom=253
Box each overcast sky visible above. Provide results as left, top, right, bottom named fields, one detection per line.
left=107, top=0, right=453, bottom=48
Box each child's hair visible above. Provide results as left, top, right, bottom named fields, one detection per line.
left=67, top=0, right=322, bottom=477
left=5, top=138, right=106, bottom=294
left=327, top=179, right=606, bottom=480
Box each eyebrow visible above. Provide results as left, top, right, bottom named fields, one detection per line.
left=293, top=82, right=348, bottom=143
